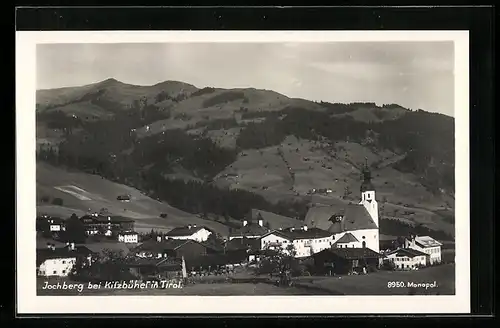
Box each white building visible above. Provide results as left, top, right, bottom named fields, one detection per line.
left=333, top=232, right=361, bottom=248
left=260, top=226, right=333, bottom=258
left=404, top=235, right=443, bottom=264
left=385, top=248, right=428, bottom=270
left=36, top=243, right=93, bottom=277
left=48, top=218, right=65, bottom=232
left=165, top=225, right=212, bottom=242
left=118, top=231, right=139, bottom=243
left=304, top=163, right=380, bottom=253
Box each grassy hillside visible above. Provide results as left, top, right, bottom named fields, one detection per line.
left=36, top=162, right=233, bottom=235
left=35, top=78, right=455, bottom=239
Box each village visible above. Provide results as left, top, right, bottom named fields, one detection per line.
left=36, top=164, right=450, bottom=295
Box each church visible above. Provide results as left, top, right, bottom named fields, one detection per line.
left=304, top=162, right=380, bottom=253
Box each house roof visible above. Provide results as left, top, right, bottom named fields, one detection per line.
left=335, top=232, right=359, bottom=244
left=224, top=237, right=260, bottom=251
left=36, top=246, right=94, bottom=266
left=165, top=225, right=207, bottom=237
left=413, top=236, right=443, bottom=248
left=263, top=227, right=332, bottom=241
left=314, top=247, right=383, bottom=260
left=387, top=248, right=428, bottom=258
left=79, top=242, right=131, bottom=256
left=250, top=209, right=302, bottom=229
left=304, top=204, right=377, bottom=233
left=229, top=222, right=269, bottom=237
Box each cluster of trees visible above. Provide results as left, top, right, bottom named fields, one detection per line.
left=202, top=91, right=247, bottom=108
left=190, top=87, right=216, bottom=97
left=154, top=90, right=188, bottom=103
left=71, top=249, right=135, bottom=282
left=240, top=110, right=282, bottom=120
left=143, top=175, right=309, bottom=220
left=194, top=117, right=239, bottom=131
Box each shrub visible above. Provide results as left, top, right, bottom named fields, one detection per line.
left=51, top=198, right=64, bottom=206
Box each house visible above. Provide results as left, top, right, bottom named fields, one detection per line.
left=332, top=232, right=361, bottom=248
left=224, top=237, right=261, bottom=252
left=133, top=238, right=216, bottom=260
left=260, top=226, right=334, bottom=258
left=117, top=194, right=131, bottom=202
left=80, top=214, right=135, bottom=236
left=404, top=235, right=443, bottom=264
left=118, top=231, right=139, bottom=244
left=36, top=243, right=94, bottom=277
left=165, top=225, right=212, bottom=242
left=311, top=247, right=384, bottom=275
left=228, top=218, right=269, bottom=240
left=304, top=162, right=380, bottom=253
left=384, top=248, right=428, bottom=270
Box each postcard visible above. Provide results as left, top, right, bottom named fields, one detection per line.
left=16, top=30, right=470, bottom=314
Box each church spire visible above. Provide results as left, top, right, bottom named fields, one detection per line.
left=360, top=157, right=375, bottom=192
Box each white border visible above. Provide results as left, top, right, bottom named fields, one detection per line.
left=16, top=31, right=470, bottom=314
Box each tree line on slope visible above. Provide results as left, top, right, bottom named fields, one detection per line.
left=234, top=107, right=454, bottom=195
left=37, top=109, right=309, bottom=221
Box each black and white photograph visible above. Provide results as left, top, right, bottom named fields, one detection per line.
left=16, top=31, right=470, bottom=314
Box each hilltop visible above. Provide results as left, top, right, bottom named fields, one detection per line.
left=36, top=78, right=455, bottom=239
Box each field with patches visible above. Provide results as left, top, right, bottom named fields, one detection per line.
left=212, top=136, right=454, bottom=235
left=36, top=162, right=232, bottom=235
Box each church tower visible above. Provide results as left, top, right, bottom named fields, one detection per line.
left=359, top=159, right=379, bottom=227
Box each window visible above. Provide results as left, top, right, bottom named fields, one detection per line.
left=62, top=270, right=66, bottom=274
left=362, top=241, right=366, bottom=248
left=53, top=270, right=57, bottom=274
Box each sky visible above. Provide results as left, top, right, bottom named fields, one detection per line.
left=37, top=42, right=455, bottom=116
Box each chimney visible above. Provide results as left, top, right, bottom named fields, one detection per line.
left=303, top=226, right=308, bottom=231
left=193, top=224, right=197, bottom=228
left=156, top=235, right=162, bottom=242
left=258, top=220, right=263, bottom=227
left=243, top=220, right=248, bottom=227
left=188, top=225, right=192, bottom=229
left=70, top=243, right=75, bottom=250
left=46, top=242, right=51, bottom=249
left=50, top=243, right=56, bottom=250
